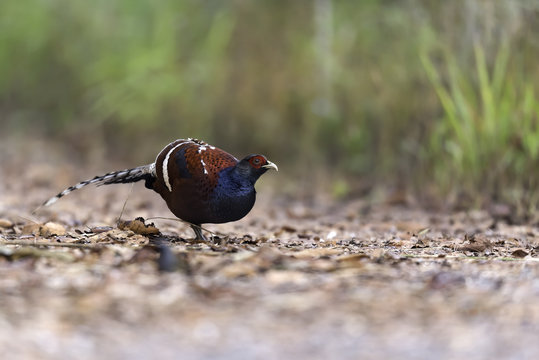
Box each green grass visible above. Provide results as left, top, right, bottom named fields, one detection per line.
left=421, top=41, right=539, bottom=209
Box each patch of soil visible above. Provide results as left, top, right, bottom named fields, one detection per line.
left=0, top=147, right=538, bottom=359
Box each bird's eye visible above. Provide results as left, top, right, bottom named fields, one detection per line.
left=249, top=156, right=264, bottom=168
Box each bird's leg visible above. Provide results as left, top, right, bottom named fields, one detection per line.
left=190, top=224, right=226, bottom=251
left=191, top=224, right=207, bottom=242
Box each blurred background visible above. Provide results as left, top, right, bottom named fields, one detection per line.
left=1, top=0, right=539, bottom=213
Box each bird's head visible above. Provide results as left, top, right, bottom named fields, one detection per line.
left=235, top=154, right=278, bottom=183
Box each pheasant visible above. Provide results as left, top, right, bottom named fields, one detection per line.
left=42, top=138, right=278, bottom=240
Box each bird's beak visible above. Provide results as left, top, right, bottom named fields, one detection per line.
left=263, top=160, right=278, bottom=171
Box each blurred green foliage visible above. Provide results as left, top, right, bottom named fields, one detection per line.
left=423, top=42, right=539, bottom=209
left=1, top=0, right=538, bottom=207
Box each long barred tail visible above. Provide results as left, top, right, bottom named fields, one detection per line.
left=41, top=163, right=156, bottom=207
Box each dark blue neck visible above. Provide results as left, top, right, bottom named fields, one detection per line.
left=217, top=166, right=257, bottom=195
left=208, top=165, right=257, bottom=223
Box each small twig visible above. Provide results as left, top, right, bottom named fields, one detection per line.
left=116, top=183, right=134, bottom=225
left=16, top=213, right=41, bottom=224
left=0, top=240, right=106, bottom=249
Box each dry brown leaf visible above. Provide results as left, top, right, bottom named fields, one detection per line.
left=0, top=219, right=13, bottom=228
left=117, top=217, right=160, bottom=236
left=511, top=249, right=528, bottom=258
left=412, top=238, right=430, bottom=248
left=459, top=234, right=493, bottom=253
left=40, top=222, right=66, bottom=237
left=280, top=225, right=297, bottom=233
left=458, top=243, right=487, bottom=253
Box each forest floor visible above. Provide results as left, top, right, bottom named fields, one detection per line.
left=0, top=143, right=538, bottom=360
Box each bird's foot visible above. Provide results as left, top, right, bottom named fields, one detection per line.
left=190, top=225, right=230, bottom=251
left=191, top=224, right=207, bottom=242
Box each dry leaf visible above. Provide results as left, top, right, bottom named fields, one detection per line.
left=459, top=244, right=485, bottom=253
left=412, top=237, right=430, bottom=248
left=40, top=222, right=66, bottom=237
left=0, top=219, right=14, bottom=228
left=280, top=225, right=297, bottom=233
left=459, top=234, right=492, bottom=253
left=511, top=249, right=528, bottom=258
left=118, top=217, right=160, bottom=236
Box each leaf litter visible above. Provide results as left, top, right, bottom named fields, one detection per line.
left=0, top=157, right=538, bottom=359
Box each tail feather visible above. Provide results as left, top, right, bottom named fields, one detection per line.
left=42, top=163, right=156, bottom=207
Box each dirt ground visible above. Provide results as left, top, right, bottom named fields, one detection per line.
left=0, top=143, right=538, bottom=360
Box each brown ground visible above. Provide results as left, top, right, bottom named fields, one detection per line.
left=0, top=142, right=538, bottom=360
